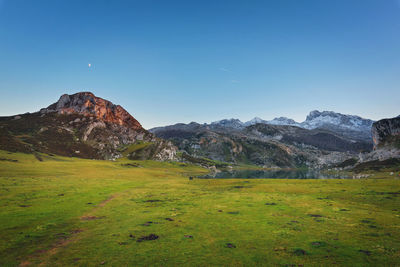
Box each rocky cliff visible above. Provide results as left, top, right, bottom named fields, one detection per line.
left=353, top=116, right=400, bottom=165
left=0, top=92, right=177, bottom=161
left=372, top=116, right=400, bottom=149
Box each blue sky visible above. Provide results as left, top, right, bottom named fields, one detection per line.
left=0, top=0, right=399, bottom=129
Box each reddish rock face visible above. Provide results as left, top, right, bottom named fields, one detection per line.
left=45, top=92, right=143, bottom=130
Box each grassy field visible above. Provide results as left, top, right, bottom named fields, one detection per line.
left=0, top=150, right=399, bottom=266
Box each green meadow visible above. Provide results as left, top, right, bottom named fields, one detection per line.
left=0, top=150, right=399, bottom=266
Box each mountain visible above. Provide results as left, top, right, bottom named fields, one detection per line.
left=303, top=110, right=372, bottom=129
left=0, top=92, right=176, bottom=160
left=42, top=92, right=143, bottom=130
left=300, top=110, right=374, bottom=142
left=207, top=110, right=374, bottom=142
left=150, top=121, right=372, bottom=168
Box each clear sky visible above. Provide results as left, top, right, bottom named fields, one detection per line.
left=0, top=0, right=399, bottom=129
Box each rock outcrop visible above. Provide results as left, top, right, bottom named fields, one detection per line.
left=355, top=116, right=400, bottom=163
left=372, top=116, right=400, bottom=149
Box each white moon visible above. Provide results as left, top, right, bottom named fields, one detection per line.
left=88, top=63, right=91, bottom=68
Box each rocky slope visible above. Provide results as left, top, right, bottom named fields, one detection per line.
left=0, top=92, right=176, bottom=160
left=150, top=121, right=372, bottom=168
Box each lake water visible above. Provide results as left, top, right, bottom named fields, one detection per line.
left=198, top=169, right=350, bottom=179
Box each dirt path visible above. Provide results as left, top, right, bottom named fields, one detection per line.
left=19, top=193, right=117, bottom=266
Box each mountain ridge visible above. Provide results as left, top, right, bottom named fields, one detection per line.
left=156, top=110, right=375, bottom=142
left=209, top=110, right=374, bottom=129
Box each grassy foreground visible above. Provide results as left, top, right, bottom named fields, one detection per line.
left=0, top=150, right=399, bottom=266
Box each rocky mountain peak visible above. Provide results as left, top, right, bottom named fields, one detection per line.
left=303, top=110, right=374, bottom=131
left=306, top=110, right=323, bottom=121
left=248, top=117, right=264, bottom=123
left=42, top=92, right=142, bottom=130
left=269, top=117, right=299, bottom=125
left=305, top=110, right=346, bottom=122
left=211, top=118, right=244, bottom=129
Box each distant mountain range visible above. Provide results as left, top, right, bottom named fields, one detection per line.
left=208, top=110, right=374, bottom=142
left=149, top=110, right=377, bottom=169
left=150, top=109, right=400, bottom=169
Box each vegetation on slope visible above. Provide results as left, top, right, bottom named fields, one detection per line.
left=0, top=112, right=176, bottom=161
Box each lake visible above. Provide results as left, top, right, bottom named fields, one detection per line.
left=198, top=169, right=351, bottom=179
